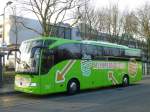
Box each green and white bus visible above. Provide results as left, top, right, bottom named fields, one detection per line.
left=14, top=37, right=142, bottom=95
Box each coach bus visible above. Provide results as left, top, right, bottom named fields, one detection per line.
left=14, top=37, right=142, bottom=95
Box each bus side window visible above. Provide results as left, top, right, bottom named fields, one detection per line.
left=54, top=47, right=64, bottom=63
left=120, top=49, right=125, bottom=57
left=103, top=47, right=112, bottom=56
left=54, top=43, right=81, bottom=64
left=41, top=49, right=54, bottom=74
left=81, top=44, right=97, bottom=59
left=96, top=46, right=105, bottom=60
left=112, top=48, right=120, bottom=56
left=70, top=44, right=81, bottom=59
left=97, top=46, right=103, bottom=56
left=103, top=47, right=123, bottom=57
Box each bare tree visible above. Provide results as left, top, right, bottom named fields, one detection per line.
left=116, top=11, right=139, bottom=45
left=10, top=6, right=22, bottom=47
left=94, top=4, right=123, bottom=42
left=109, top=4, right=123, bottom=38
left=94, top=8, right=108, bottom=33
left=17, top=0, right=83, bottom=37
left=137, top=3, right=150, bottom=57
left=73, top=0, right=98, bottom=40
left=122, top=11, right=138, bottom=35
left=137, top=4, right=150, bottom=37
left=9, top=5, right=24, bottom=68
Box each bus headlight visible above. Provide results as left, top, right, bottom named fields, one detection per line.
left=29, top=83, right=37, bottom=87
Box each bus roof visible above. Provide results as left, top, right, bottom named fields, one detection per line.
left=24, top=36, right=140, bottom=51
left=81, top=40, right=129, bottom=49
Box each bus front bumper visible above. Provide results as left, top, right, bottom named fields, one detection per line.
left=14, top=75, right=41, bottom=95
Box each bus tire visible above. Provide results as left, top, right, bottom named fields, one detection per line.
left=67, top=79, right=80, bottom=95
left=122, top=75, right=129, bottom=87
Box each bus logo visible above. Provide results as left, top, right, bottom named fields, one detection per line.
left=128, top=58, right=138, bottom=77
left=55, top=60, right=76, bottom=83
left=81, top=54, right=92, bottom=77
left=108, top=71, right=118, bottom=85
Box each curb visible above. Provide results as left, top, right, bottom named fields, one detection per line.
left=0, top=91, right=19, bottom=96
left=142, top=76, right=150, bottom=80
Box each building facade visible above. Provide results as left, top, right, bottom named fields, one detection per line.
left=0, top=15, right=42, bottom=47
left=0, top=15, right=81, bottom=47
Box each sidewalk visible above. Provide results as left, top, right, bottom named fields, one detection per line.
left=142, top=75, right=150, bottom=80
left=0, top=83, right=16, bottom=95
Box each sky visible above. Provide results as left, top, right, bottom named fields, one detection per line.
left=0, top=0, right=12, bottom=14
left=0, top=0, right=150, bottom=19
left=93, top=0, right=150, bottom=12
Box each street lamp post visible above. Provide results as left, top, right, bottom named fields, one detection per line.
left=0, top=14, right=4, bottom=88
left=3, top=1, right=13, bottom=44
left=1, top=1, right=13, bottom=87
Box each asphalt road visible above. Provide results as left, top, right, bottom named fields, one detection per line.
left=0, top=78, right=150, bottom=112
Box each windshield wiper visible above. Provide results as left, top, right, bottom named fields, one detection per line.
left=16, top=58, right=21, bottom=64
left=23, top=62, right=30, bottom=69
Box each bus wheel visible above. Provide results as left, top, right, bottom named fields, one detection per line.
left=122, top=75, right=129, bottom=87
left=67, top=79, right=80, bottom=95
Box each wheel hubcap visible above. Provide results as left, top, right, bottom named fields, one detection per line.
left=124, top=77, right=128, bottom=85
left=70, top=82, right=77, bottom=92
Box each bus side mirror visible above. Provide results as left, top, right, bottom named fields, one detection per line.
left=7, top=49, right=21, bottom=60
left=30, top=47, right=37, bottom=58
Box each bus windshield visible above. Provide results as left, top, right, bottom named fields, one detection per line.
left=16, top=40, right=43, bottom=74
